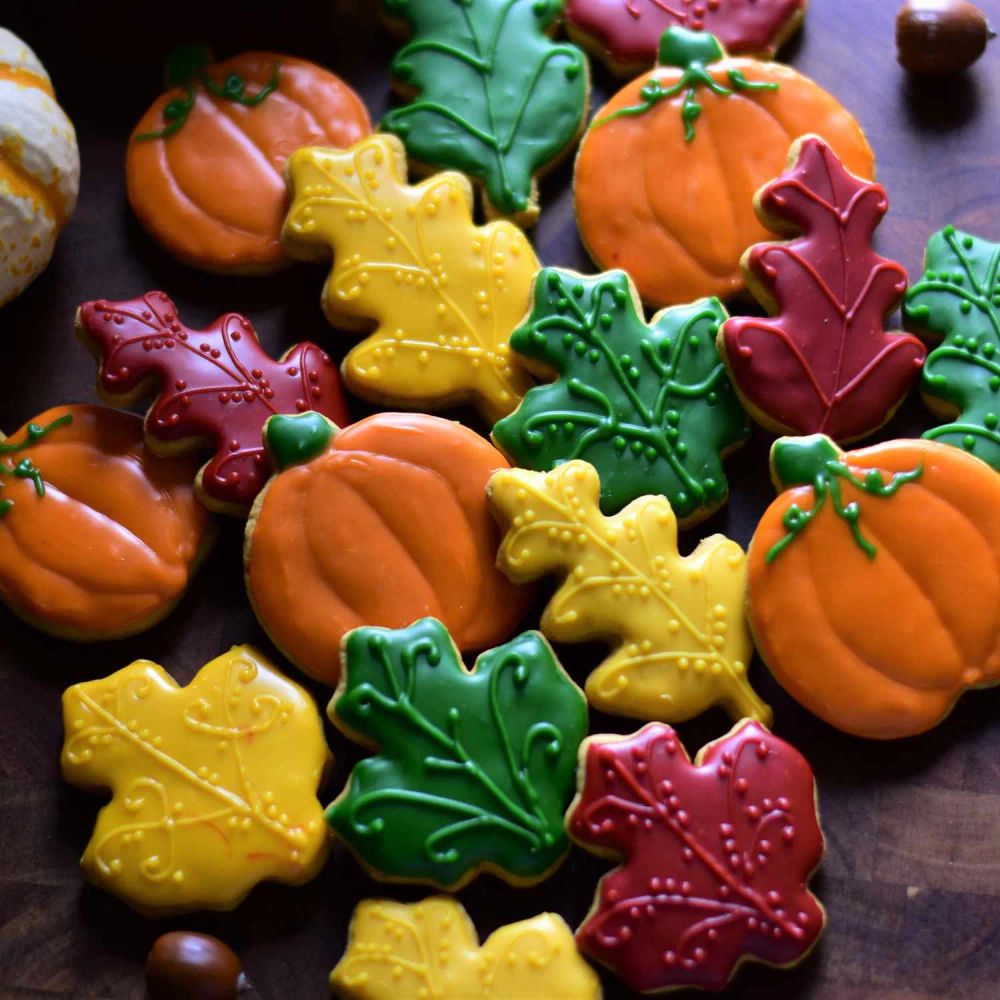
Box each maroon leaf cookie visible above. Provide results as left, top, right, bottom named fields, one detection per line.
left=568, top=720, right=825, bottom=993
left=77, top=291, right=349, bottom=513
left=719, top=136, right=926, bottom=442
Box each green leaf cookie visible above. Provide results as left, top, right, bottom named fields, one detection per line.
left=492, top=268, right=749, bottom=521
left=381, top=0, right=589, bottom=220
left=327, top=617, right=588, bottom=889
left=904, top=226, right=1000, bottom=471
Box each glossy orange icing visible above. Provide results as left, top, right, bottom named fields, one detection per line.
left=0, top=404, right=211, bottom=640
left=749, top=437, right=1000, bottom=739
left=245, top=413, right=532, bottom=686
left=575, top=56, right=875, bottom=307
left=126, top=52, right=370, bottom=274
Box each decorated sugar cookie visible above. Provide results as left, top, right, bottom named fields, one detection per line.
left=282, top=134, right=538, bottom=422
left=0, top=28, right=79, bottom=308
left=720, top=137, right=926, bottom=442
left=0, top=404, right=212, bottom=641
left=61, top=646, right=331, bottom=914
left=904, top=225, right=1000, bottom=471
left=492, top=267, right=748, bottom=524
left=245, top=412, right=532, bottom=687
left=127, top=46, right=370, bottom=274
left=381, top=0, right=590, bottom=225
left=749, top=435, right=1000, bottom=739
left=77, top=291, right=349, bottom=515
left=327, top=617, right=587, bottom=889
left=331, top=897, right=601, bottom=1000
left=568, top=720, right=825, bottom=993
left=567, top=0, right=807, bottom=76
left=489, top=461, right=771, bottom=725
left=574, top=28, right=874, bottom=307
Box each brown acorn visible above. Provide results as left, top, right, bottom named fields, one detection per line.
left=146, top=932, right=245, bottom=1000
left=897, top=0, right=994, bottom=73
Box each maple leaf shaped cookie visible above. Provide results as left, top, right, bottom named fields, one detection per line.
left=76, top=292, right=348, bottom=515
left=326, top=617, right=588, bottom=889
left=330, top=896, right=601, bottom=999
left=567, top=0, right=806, bottom=73
left=61, top=646, right=331, bottom=915
left=904, top=226, right=1000, bottom=471
left=720, top=135, right=926, bottom=443
left=281, top=134, right=537, bottom=423
left=488, top=461, right=771, bottom=725
left=569, top=721, right=825, bottom=993
left=492, top=268, right=748, bottom=525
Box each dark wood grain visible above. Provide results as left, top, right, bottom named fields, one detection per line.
left=0, top=1, right=998, bottom=997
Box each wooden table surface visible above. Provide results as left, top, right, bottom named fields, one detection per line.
left=0, top=1, right=998, bottom=997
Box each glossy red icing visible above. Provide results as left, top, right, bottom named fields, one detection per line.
left=569, top=720, right=825, bottom=993
left=721, top=137, right=926, bottom=442
left=567, top=0, right=806, bottom=65
left=77, top=292, right=349, bottom=510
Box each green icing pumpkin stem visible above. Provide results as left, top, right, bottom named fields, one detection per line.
left=0, top=413, right=73, bottom=517
left=264, top=412, right=336, bottom=471
left=766, top=435, right=923, bottom=563
left=598, top=28, right=778, bottom=141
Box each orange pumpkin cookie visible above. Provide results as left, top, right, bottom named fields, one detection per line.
left=244, top=411, right=532, bottom=686
left=126, top=46, right=370, bottom=275
left=748, top=435, right=1000, bottom=739
left=574, top=27, right=874, bottom=308
left=0, top=404, right=213, bottom=641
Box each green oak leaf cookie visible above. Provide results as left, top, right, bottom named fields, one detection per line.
left=904, top=226, right=1000, bottom=471
left=492, top=268, right=750, bottom=522
left=381, top=0, right=589, bottom=221
left=326, top=617, right=588, bottom=889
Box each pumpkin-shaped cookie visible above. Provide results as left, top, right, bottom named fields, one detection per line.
left=244, top=412, right=532, bottom=686
left=748, top=435, right=1000, bottom=739
left=0, top=405, right=213, bottom=640
left=574, top=28, right=874, bottom=307
left=126, top=46, right=370, bottom=274
left=0, top=28, right=79, bottom=308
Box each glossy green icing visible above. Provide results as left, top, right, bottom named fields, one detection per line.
left=904, top=226, right=1000, bottom=472
left=492, top=268, right=749, bottom=519
left=0, top=414, right=73, bottom=517
left=597, top=27, right=777, bottom=141
left=380, top=0, right=588, bottom=215
left=327, top=617, right=587, bottom=888
left=263, top=412, right=335, bottom=471
left=766, top=435, right=923, bottom=563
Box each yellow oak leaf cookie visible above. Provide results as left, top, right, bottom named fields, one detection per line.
left=330, top=896, right=601, bottom=1000
left=488, top=460, right=770, bottom=725
left=61, top=646, right=331, bottom=915
left=281, top=134, right=538, bottom=422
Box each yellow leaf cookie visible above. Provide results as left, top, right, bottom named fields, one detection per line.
left=488, top=461, right=770, bottom=725
left=330, top=896, right=601, bottom=1000
left=61, top=646, right=331, bottom=915
left=281, top=134, right=538, bottom=422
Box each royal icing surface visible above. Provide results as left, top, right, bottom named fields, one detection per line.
left=282, top=134, right=537, bottom=422
left=489, top=461, right=771, bottom=725
left=749, top=435, right=1000, bottom=739
left=721, top=136, right=926, bottom=442
left=567, top=0, right=806, bottom=68
left=0, top=27, right=79, bottom=307
left=569, top=720, right=825, bottom=993
left=0, top=404, right=210, bottom=640
left=905, top=225, right=1000, bottom=471
left=381, top=0, right=589, bottom=221
left=492, top=267, right=748, bottom=523
left=331, top=897, right=601, bottom=999
left=245, top=411, right=532, bottom=687
left=77, top=291, right=349, bottom=513
left=574, top=28, right=874, bottom=307
left=327, top=617, right=587, bottom=888
left=126, top=48, right=370, bottom=273
left=61, top=645, right=331, bottom=914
